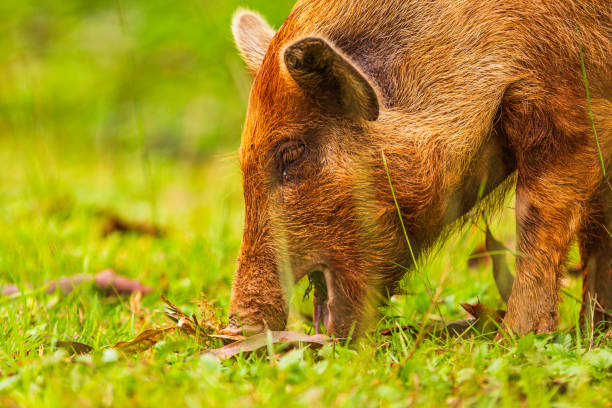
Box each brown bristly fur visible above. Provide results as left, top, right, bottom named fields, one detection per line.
left=224, top=0, right=612, bottom=337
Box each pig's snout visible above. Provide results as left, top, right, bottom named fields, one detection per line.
left=225, top=259, right=289, bottom=337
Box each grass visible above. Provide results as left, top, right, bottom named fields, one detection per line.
left=1, top=137, right=610, bottom=408
left=0, top=1, right=610, bottom=407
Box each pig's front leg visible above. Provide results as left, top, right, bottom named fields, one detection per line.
left=503, top=165, right=598, bottom=334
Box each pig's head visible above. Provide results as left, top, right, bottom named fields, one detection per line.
left=222, top=10, right=410, bottom=338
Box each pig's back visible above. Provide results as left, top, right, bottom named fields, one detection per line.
left=275, top=0, right=611, bottom=110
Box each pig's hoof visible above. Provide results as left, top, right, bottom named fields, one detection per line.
left=500, top=309, right=557, bottom=337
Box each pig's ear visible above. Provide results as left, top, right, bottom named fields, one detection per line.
left=284, top=37, right=379, bottom=121
left=232, top=9, right=275, bottom=76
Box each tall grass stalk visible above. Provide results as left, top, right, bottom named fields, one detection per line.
left=576, top=26, right=606, bottom=178
left=382, top=150, right=447, bottom=327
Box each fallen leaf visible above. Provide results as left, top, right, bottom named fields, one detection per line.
left=1, top=283, right=32, bottom=296
left=1, top=276, right=94, bottom=297
left=460, top=300, right=505, bottom=335
left=95, top=270, right=152, bottom=295
left=99, top=211, right=164, bottom=237
left=54, top=341, right=94, bottom=355
left=205, top=331, right=333, bottom=360
left=161, top=295, right=210, bottom=340
left=1, top=270, right=151, bottom=297
left=194, top=293, right=222, bottom=332
left=161, top=294, right=223, bottom=343
left=47, top=274, right=94, bottom=294
left=209, top=334, right=246, bottom=343
left=113, top=328, right=173, bottom=353
left=485, top=226, right=514, bottom=303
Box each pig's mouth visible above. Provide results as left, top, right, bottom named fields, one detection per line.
left=220, top=263, right=335, bottom=337
left=308, top=270, right=331, bottom=334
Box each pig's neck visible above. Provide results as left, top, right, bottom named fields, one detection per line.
left=367, top=109, right=516, bottom=253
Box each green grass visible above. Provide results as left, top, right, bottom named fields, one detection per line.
left=0, top=1, right=610, bottom=407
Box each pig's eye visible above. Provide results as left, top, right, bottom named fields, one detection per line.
left=280, top=143, right=306, bottom=179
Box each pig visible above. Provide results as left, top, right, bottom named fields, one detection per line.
left=221, top=0, right=612, bottom=338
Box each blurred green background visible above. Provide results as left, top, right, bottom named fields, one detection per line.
left=0, top=0, right=296, bottom=315
left=1, top=0, right=293, bottom=157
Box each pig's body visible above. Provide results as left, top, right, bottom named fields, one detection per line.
left=224, top=0, right=612, bottom=337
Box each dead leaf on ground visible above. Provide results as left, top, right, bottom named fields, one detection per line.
left=99, top=211, right=164, bottom=237
left=95, top=269, right=152, bottom=295
left=0, top=270, right=152, bottom=297
left=161, top=294, right=221, bottom=343
left=194, top=293, right=222, bottom=332
left=1, top=275, right=92, bottom=297
left=54, top=341, right=94, bottom=355
left=460, top=300, right=505, bottom=335
left=47, top=274, right=94, bottom=295
left=205, top=331, right=334, bottom=360
left=210, top=334, right=246, bottom=343
left=161, top=295, right=208, bottom=340
left=1, top=283, right=32, bottom=296
left=113, top=328, right=174, bottom=353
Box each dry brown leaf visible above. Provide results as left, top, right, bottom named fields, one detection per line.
left=1, top=275, right=92, bottom=297
left=161, top=294, right=222, bottom=343
left=460, top=300, right=505, bottom=335
left=54, top=340, right=93, bottom=355
left=113, top=328, right=174, bottom=353
left=47, top=274, right=94, bottom=294
left=99, top=211, right=164, bottom=237
left=161, top=295, right=207, bottom=339
left=1, top=270, right=152, bottom=297
left=210, top=334, right=246, bottom=343
left=194, top=293, right=222, bottom=333
left=1, top=283, right=32, bottom=296
left=95, top=270, right=152, bottom=295
left=205, top=331, right=333, bottom=360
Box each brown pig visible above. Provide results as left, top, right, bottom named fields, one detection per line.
left=222, top=0, right=612, bottom=338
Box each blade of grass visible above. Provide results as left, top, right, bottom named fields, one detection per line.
left=576, top=26, right=607, bottom=180
left=382, top=150, right=447, bottom=329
